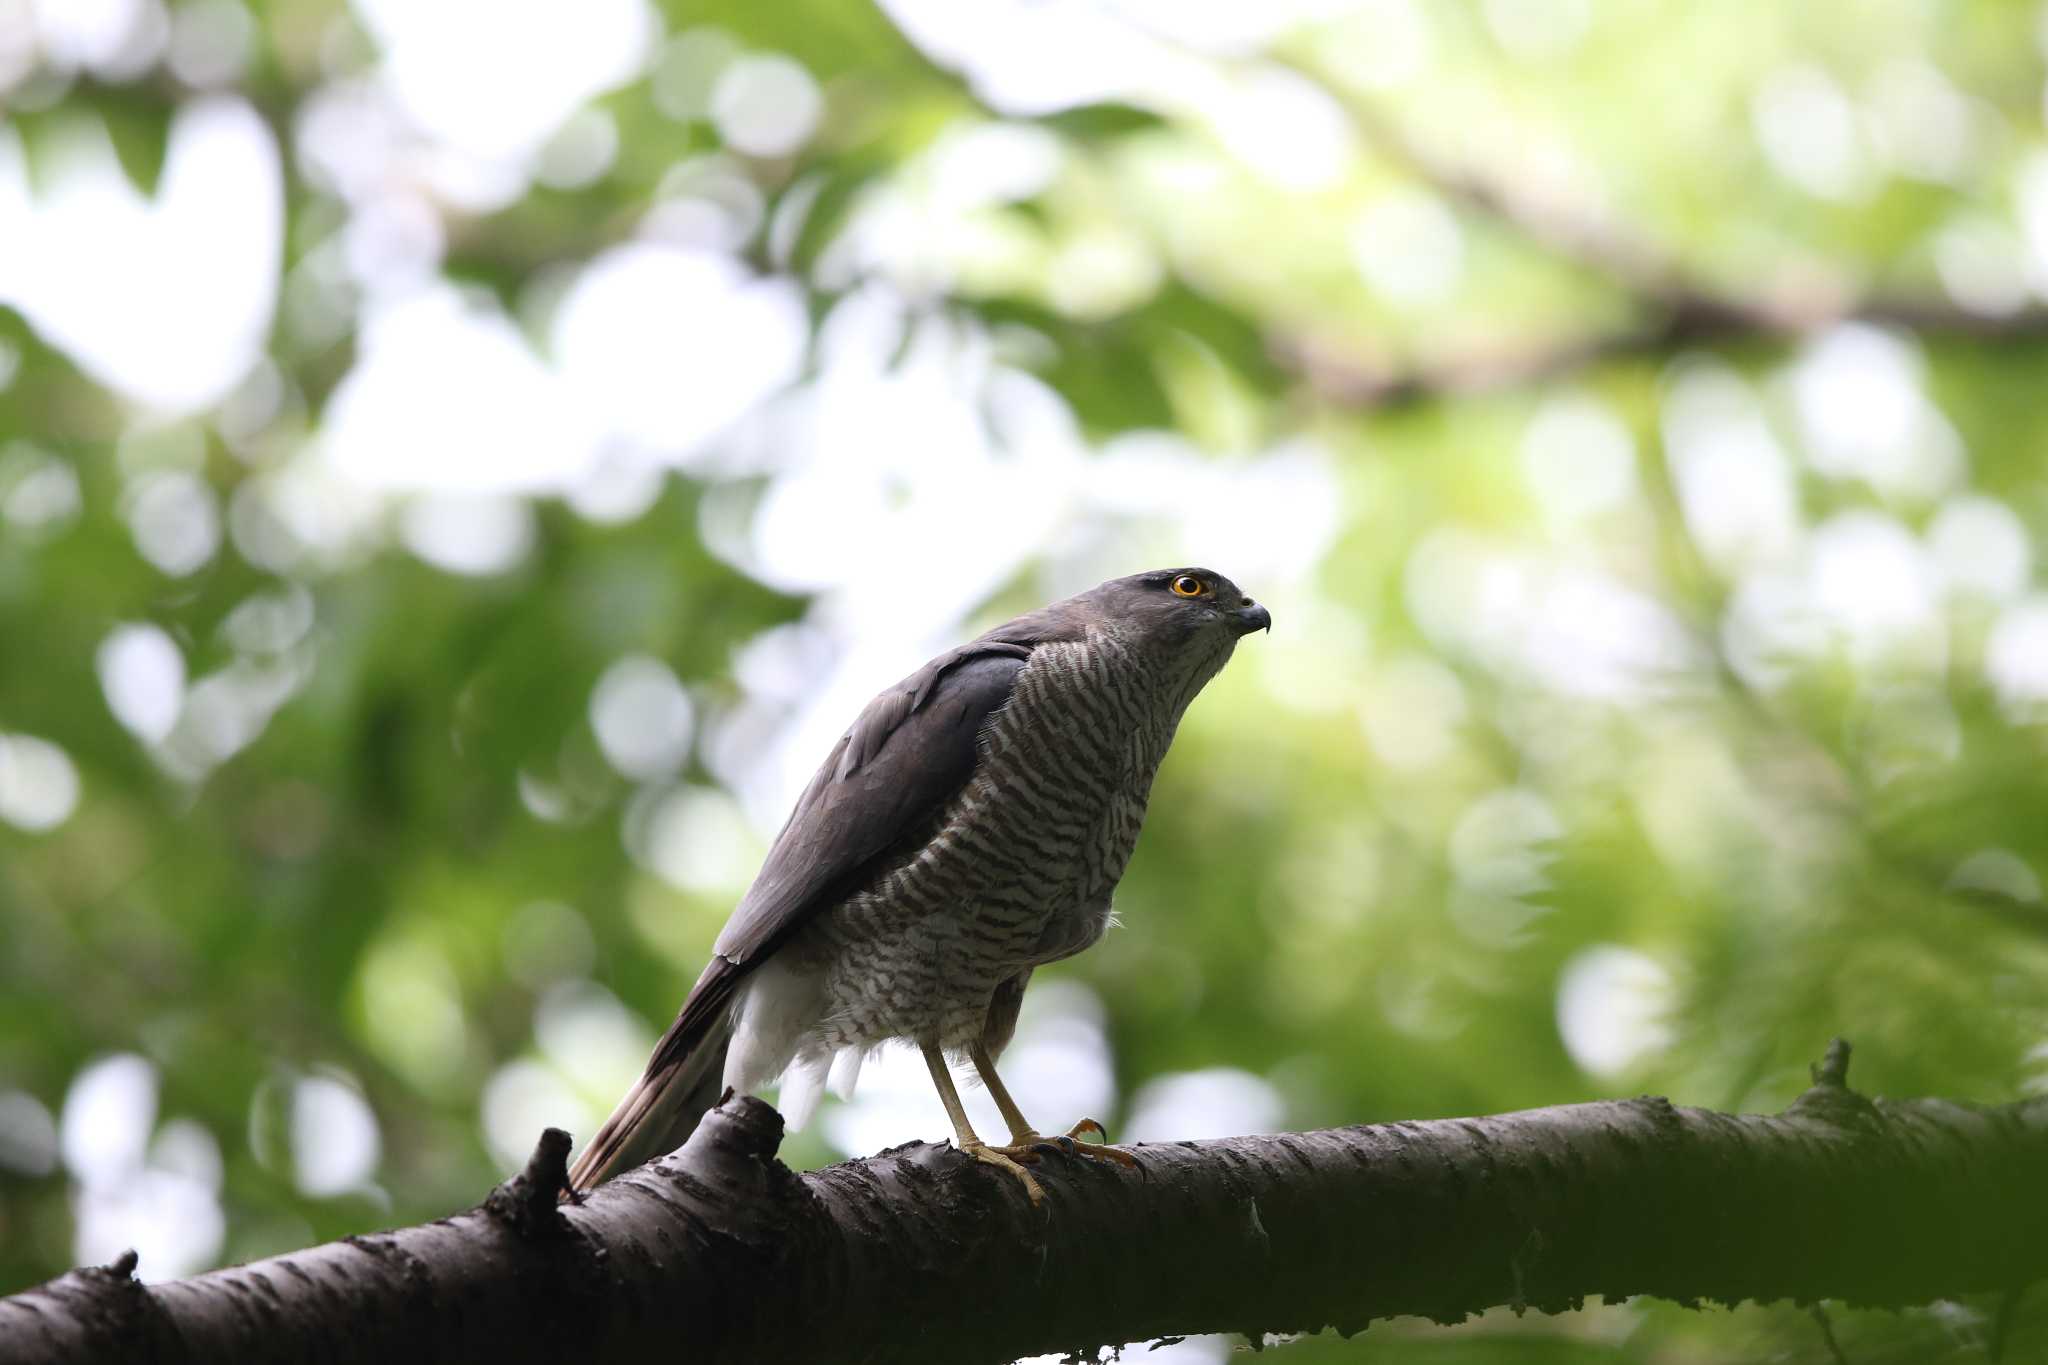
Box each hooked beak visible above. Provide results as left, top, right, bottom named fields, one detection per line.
left=1232, top=599, right=1272, bottom=636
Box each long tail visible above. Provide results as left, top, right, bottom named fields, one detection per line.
left=566, top=998, right=735, bottom=1194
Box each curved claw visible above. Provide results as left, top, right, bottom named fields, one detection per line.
left=1062, top=1118, right=1138, bottom=1166
left=1026, top=1134, right=1082, bottom=1158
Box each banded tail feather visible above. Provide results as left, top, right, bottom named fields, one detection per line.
left=565, top=984, right=736, bottom=1193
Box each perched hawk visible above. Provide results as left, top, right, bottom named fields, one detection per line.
left=569, top=568, right=1269, bottom=1199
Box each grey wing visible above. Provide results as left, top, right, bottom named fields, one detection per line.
left=641, top=641, right=1032, bottom=1076
left=715, top=641, right=1031, bottom=963
left=569, top=630, right=1062, bottom=1189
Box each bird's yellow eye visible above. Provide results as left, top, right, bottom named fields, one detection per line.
left=1170, top=574, right=1206, bottom=598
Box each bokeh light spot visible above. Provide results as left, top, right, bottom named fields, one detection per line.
left=0, top=1089, right=59, bottom=1176
left=0, top=732, right=81, bottom=831
left=1556, top=946, right=1674, bottom=1078
left=290, top=1073, right=381, bottom=1198
left=590, top=655, right=695, bottom=782
left=710, top=54, right=822, bottom=159
left=97, top=623, right=186, bottom=745
left=1351, top=189, right=1464, bottom=307
left=1124, top=1068, right=1285, bottom=1143
left=124, top=470, right=222, bottom=576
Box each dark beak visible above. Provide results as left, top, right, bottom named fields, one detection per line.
left=1233, top=601, right=1272, bottom=636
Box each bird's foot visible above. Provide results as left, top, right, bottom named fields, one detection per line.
left=960, top=1139, right=1046, bottom=1205
left=958, top=1120, right=1140, bottom=1202
left=997, top=1118, right=1141, bottom=1169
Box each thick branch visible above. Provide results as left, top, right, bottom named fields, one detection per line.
left=6, top=1048, right=2046, bottom=1364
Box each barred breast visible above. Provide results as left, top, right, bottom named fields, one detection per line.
left=806, top=629, right=1181, bottom=1051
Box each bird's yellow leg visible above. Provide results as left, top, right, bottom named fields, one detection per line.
left=921, top=1042, right=1045, bottom=1203
left=967, top=1041, right=1138, bottom=1168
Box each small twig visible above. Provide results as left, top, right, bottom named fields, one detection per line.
left=490, top=1127, right=574, bottom=1231
left=1810, top=1302, right=1852, bottom=1365
left=1811, top=1039, right=1853, bottom=1090
left=1988, top=1283, right=2028, bottom=1364
left=1789, top=1039, right=1878, bottom=1128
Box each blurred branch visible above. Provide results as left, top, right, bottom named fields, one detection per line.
left=8, top=1053, right=2047, bottom=1365
left=1278, top=66, right=2048, bottom=406
left=1934, top=884, right=2048, bottom=943
left=1811, top=1303, right=1854, bottom=1365
left=1991, top=1283, right=2030, bottom=1364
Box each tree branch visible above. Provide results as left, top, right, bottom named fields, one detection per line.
left=6, top=1043, right=2045, bottom=1364
left=1275, top=65, right=2048, bottom=406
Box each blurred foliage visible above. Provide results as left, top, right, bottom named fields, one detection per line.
left=4, top=1, right=2048, bottom=1362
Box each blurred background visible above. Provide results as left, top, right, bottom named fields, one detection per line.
left=3, top=0, right=2048, bottom=1359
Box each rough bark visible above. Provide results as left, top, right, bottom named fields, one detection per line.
left=5, top=1043, right=2045, bottom=1365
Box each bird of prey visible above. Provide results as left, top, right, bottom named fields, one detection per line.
left=568, top=568, right=1270, bottom=1200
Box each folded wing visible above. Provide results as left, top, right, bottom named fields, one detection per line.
left=566, top=639, right=1035, bottom=1189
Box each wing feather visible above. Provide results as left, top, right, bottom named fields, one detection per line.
left=717, top=641, right=1031, bottom=962
left=637, top=640, right=1033, bottom=1084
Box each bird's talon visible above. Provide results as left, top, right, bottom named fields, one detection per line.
left=980, top=1122, right=1138, bottom=1173
left=961, top=1141, right=1045, bottom=1203
left=1061, top=1120, right=1138, bottom=1167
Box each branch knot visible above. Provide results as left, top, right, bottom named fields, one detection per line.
left=1789, top=1038, right=1878, bottom=1126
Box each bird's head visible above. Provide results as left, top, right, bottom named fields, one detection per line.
left=1082, top=566, right=1271, bottom=677
left=984, top=567, right=1270, bottom=680
left=1103, top=567, right=1269, bottom=636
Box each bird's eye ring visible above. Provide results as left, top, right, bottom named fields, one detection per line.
left=1170, top=574, right=1206, bottom=598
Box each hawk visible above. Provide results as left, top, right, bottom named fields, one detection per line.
left=568, top=568, right=1270, bottom=1199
